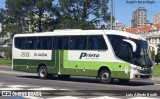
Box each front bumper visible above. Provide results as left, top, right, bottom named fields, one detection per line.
left=132, top=73, right=152, bottom=79
left=130, top=64, right=152, bottom=79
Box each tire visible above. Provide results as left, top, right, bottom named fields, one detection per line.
left=58, top=75, right=70, bottom=80
left=38, top=66, right=49, bottom=79
left=118, top=79, right=130, bottom=84
left=99, top=70, right=112, bottom=84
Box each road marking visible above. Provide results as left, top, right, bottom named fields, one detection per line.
left=154, top=83, right=160, bottom=85
left=129, top=97, right=158, bottom=99
left=47, top=96, right=84, bottom=99
left=0, top=85, right=31, bottom=90
left=58, top=89, right=68, bottom=90
left=28, top=87, right=57, bottom=90
left=0, top=87, right=23, bottom=90
left=89, top=96, right=121, bottom=99
left=23, top=96, right=43, bottom=99
left=8, top=85, right=31, bottom=88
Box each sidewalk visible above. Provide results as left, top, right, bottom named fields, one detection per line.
left=152, top=78, right=160, bottom=81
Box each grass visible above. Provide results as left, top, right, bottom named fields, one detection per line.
left=153, top=65, right=160, bottom=77
left=0, top=59, right=160, bottom=77
left=0, top=59, right=12, bottom=66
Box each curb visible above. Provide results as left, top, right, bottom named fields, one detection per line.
left=152, top=78, right=160, bottom=81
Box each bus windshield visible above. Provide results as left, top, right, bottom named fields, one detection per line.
left=107, top=35, right=153, bottom=67
left=132, top=40, right=153, bottom=67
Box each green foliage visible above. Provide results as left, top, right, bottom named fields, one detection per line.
left=153, top=65, right=160, bottom=77
left=151, top=51, right=155, bottom=61
left=0, top=59, right=12, bottom=66
left=157, top=43, right=160, bottom=48
left=58, top=0, right=109, bottom=29
left=2, top=0, right=54, bottom=36
left=155, top=51, right=160, bottom=64
left=0, top=0, right=111, bottom=42
left=4, top=47, right=12, bottom=60
left=155, top=45, right=160, bottom=64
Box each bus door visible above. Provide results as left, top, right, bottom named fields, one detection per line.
left=68, top=36, right=89, bottom=76
left=114, top=42, right=132, bottom=79
left=53, top=36, right=69, bottom=75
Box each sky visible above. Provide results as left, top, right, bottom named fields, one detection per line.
left=0, top=0, right=5, bottom=9
left=0, top=0, right=159, bottom=27
left=114, top=0, right=160, bottom=26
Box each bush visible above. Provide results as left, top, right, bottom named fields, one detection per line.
left=4, top=47, right=12, bottom=60
left=155, top=51, right=160, bottom=64
left=150, top=50, right=155, bottom=61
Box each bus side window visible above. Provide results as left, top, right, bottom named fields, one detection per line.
left=53, top=36, right=69, bottom=50
left=108, top=35, right=125, bottom=56
left=88, top=35, right=107, bottom=50
left=118, top=42, right=132, bottom=63
left=26, top=37, right=37, bottom=49
left=15, top=37, right=26, bottom=49
left=70, top=36, right=87, bottom=50
left=38, top=37, right=52, bottom=50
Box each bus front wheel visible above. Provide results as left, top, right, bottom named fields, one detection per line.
left=38, top=66, right=50, bottom=79
left=99, top=70, right=112, bottom=84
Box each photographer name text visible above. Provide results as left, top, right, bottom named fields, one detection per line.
left=126, top=0, right=155, bottom=4
left=126, top=93, right=157, bottom=97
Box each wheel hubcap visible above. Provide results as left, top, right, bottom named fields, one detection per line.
left=40, top=69, right=46, bottom=77
left=102, top=73, right=109, bottom=81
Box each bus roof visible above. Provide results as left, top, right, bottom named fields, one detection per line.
left=14, top=30, right=146, bottom=41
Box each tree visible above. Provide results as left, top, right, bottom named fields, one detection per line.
left=1, top=0, right=111, bottom=39
left=0, top=9, right=5, bottom=23
left=29, top=0, right=53, bottom=32
left=58, top=0, right=110, bottom=29
left=155, top=51, right=160, bottom=64
left=2, top=0, right=56, bottom=38
left=2, top=0, right=33, bottom=39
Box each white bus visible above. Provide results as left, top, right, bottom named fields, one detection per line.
left=12, top=30, right=153, bottom=84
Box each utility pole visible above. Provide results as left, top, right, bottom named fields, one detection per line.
left=110, top=0, right=113, bottom=30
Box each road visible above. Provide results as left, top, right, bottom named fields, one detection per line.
left=0, top=66, right=160, bottom=99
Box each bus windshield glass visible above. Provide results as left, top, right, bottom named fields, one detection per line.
left=107, top=35, right=153, bottom=67
left=132, top=40, right=153, bottom=67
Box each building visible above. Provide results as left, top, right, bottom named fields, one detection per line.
left=104, top=20, right=127, bottom=31
left=125, top=23, right=160, bottom=46
left=131, top=7, right=147, bottom=28
left=153, top=13, right=160, bottom=24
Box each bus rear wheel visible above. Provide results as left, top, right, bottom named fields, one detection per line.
left=99, top=70, right=112, bottom=84
left=58, top=75, right=70, bottom=80
left=38, top=66, right=50, bottom=79
left=118, top=79, right=130, bottom=84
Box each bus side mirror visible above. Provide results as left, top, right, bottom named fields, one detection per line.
left=123, top=39, right=137, bottom=52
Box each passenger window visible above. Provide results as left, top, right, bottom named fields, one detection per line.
left=108, top=35, right=132, bottom=62
left=118, top=42, right=132, bottom=63
left=15, top=37, right=26, bottom=49
left=70, top=36, right=87, bottom=50
left=53, top=36, right=69, bottom=49
left=38, top=37, right=52, bottom=49
left=88, top=35, right=107, bottom=50
left=26, top=37, right=37, bottom=49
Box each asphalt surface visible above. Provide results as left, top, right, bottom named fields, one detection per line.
left=0, top=66, right=160, bottom=99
